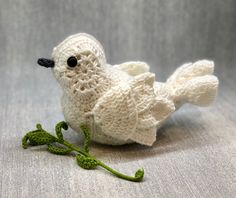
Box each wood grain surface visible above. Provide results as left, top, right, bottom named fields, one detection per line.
left=0, top=0, right=235, bottom=197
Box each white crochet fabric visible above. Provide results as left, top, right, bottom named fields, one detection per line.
left=52, top=33, right=219, bottom=146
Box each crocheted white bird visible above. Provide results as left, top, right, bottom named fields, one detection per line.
left=38, top=33, right=219, bottom=146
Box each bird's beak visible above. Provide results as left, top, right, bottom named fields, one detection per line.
left=37, top=58, right=55, bottom=68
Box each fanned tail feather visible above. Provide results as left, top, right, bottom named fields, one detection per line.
left=166, top=60, right=219, bottom=108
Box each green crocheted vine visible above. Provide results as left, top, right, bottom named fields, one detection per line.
left=22, top=121, right=144, bottom=182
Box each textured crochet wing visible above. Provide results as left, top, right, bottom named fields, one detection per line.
left=92, top=83, right=138, bottom=142
left=92, top=72, right=175, bottom=146
left=128, top=73, right=175, bottom=145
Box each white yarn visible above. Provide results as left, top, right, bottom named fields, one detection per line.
left=52, top=33, right=219, bottom=146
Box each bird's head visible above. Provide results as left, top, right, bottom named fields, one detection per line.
left=38, top=33, right=107, bottom=97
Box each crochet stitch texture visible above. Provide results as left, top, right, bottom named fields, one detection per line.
left=51, top=33, right=219, bottom=146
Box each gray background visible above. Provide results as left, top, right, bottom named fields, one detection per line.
left=0, top=0, right=235, bottom=197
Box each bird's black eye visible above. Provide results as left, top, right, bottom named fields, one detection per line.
left=67, top=56, right=78, bottom=67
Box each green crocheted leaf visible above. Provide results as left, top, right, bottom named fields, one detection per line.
left=29, top=131, right=57, bottom=145
left=55, top=121, right=68, bottom=142
left=22, top=130, right=57, bottom=148
left=47, top=144, right=72, bottom=155
left=76, top=154, right=98, bottom=169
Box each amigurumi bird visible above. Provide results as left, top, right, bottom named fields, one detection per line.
left=38, top=33, right=219, bottom=146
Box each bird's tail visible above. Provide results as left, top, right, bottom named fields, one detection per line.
left=165, top=60, right=219, bottom=108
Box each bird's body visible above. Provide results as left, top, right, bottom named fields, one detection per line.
left=38, top=33, right=219, bottom=146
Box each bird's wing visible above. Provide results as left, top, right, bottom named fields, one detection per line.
left=92, top=72, right=175, bottom=146
left=113, top=61, right=150, bottom=76
left=92, top=83, right=138, bottom=141
left=128, top=73, right=175, bottom=145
